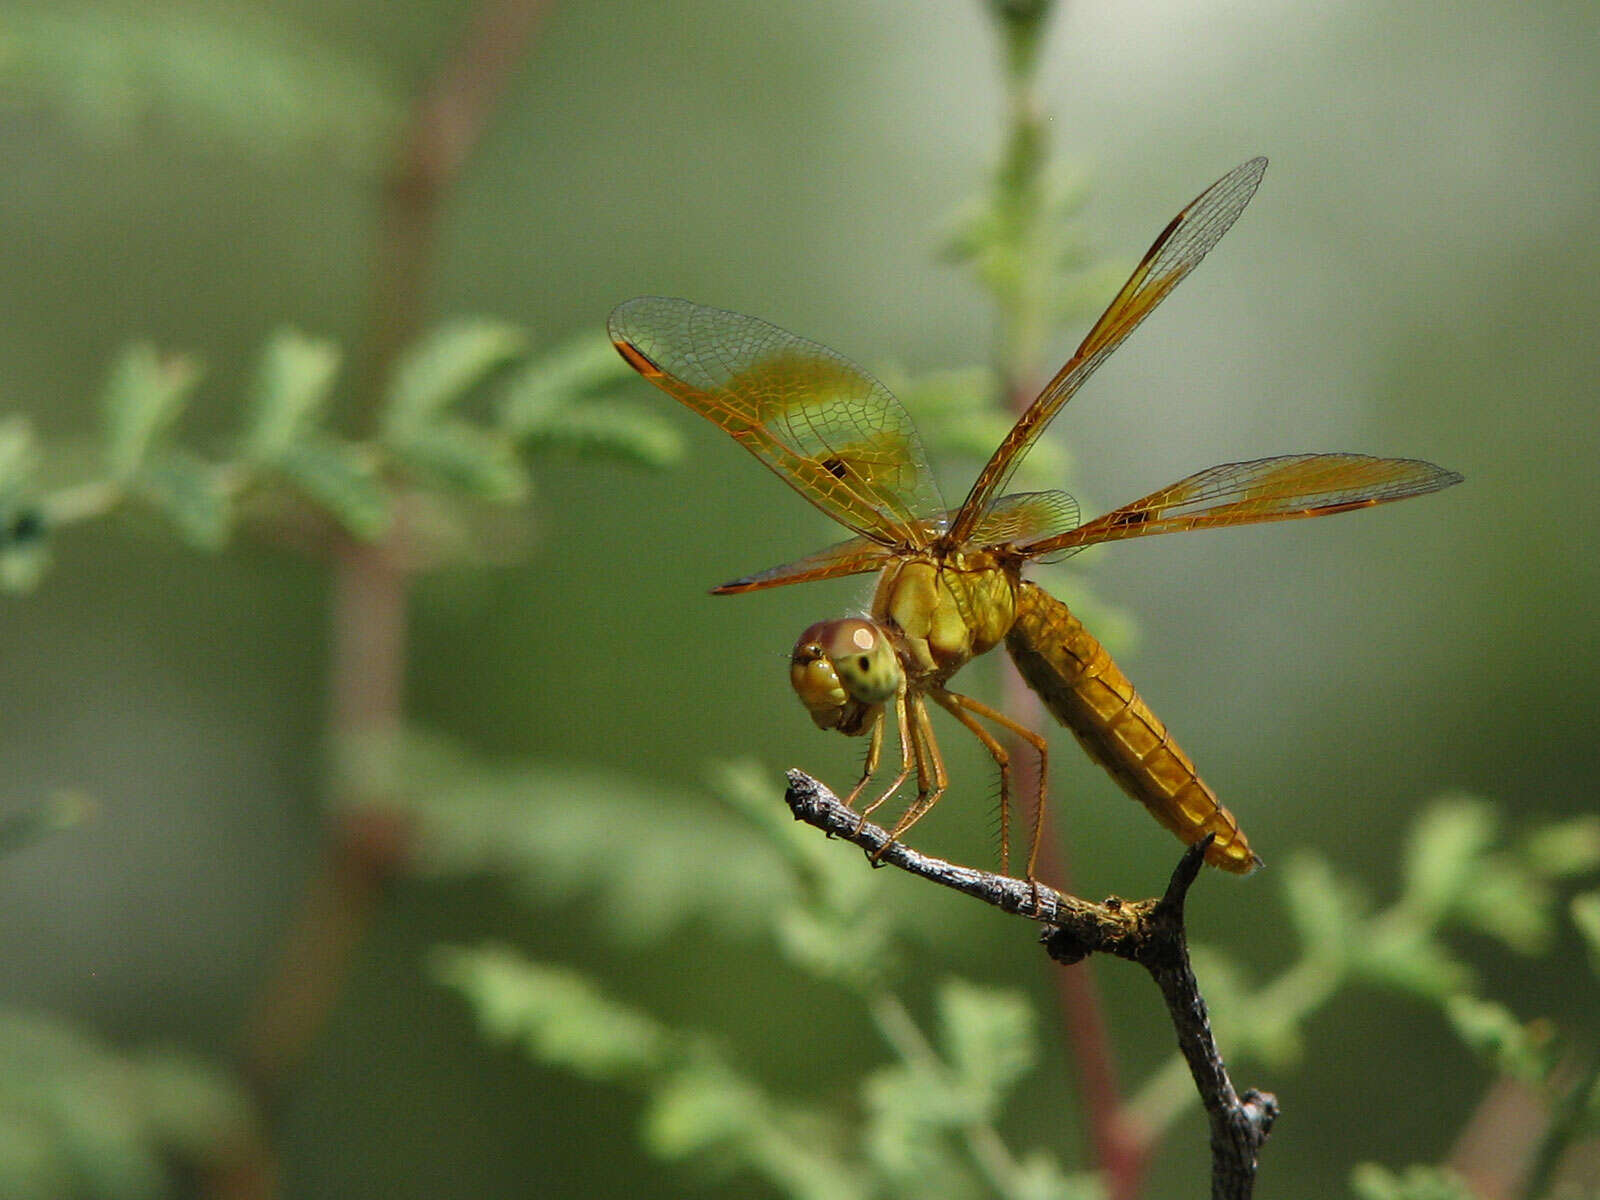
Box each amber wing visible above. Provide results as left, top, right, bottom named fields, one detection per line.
left=609, top=297, right=944, bottom=546
left=1016, top=454, right=1464, bottom=558
left=949, top=157, right=1269, bottom=544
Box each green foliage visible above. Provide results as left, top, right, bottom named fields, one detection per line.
left=1441, top=996, right=1556, bottom=1086
left=0, top=416, right=49, bottom=590
left=0, top=317, right=683, bottom=589
left=1572, top=891, right=1600, bottom=975
left=0, top=6, right=398, bottom=166
left=415, top=744, right=1096, bottom=1200
left=499, top=332, right=684, bottom=469
left=243, top=328, right=342, bottom=462
left=0, top=1007, right=253, bottom=1200
left=430, top=945, right=671, bottom=1081
left=100, top=343, right=201, bottom=484
left=1349, top=1163, right=1478, bottom=1200
left=383, top=318, right=526, bottom=431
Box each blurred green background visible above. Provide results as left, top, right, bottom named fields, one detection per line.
left=0, top=0, right=1595, bottom=1196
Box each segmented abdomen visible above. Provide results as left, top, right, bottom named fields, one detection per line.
left=1004, top=581, right=1260, bottom=874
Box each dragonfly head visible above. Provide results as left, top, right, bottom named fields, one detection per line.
left=790, top=618, right=902, bottom=735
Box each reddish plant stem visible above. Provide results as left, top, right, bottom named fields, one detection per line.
left=1002, top=365, right=1149, bottom=1197
left=364, top=0, right=554, bottom=413
left=227, top=0, right=555, bottom=1175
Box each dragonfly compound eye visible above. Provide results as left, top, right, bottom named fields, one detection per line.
left=790, top=618, right=902, bottom=731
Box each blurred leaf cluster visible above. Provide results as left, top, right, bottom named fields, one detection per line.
left=0, top=1007, right=255, bottom=1200
left=0, top=5, right=399, bottom=166
left=424, top=753, right=1102, bottom=1200
left=405, top=723, right=1600, bottom=1197
left=0, top=319, right=681, bottom=589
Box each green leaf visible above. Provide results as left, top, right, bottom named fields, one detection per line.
left=384, top=318, right=524, bottom=432
left=385, top=732, right=795, bottom=945
left=0, top=1007, right=253, bottom=1200
left=0, top=415, right=37, bottom=494
left=101, top=343, right=201, bottom=481
left=936, top=978, right=1036, bottom=1117
left=498, top=332, right=637, bottom=436
left=1010, top=1153, right=1105, bottom=1200
left=1354, top=927, right=1475, bottom=1000
left=0, top=417, right=49, bottom=592
left=137, top=449, right=232, bottom=550
left=643, top=1052, right=864, bottom=1200
left=1442, top=996, right=1556, bottom=1085
left=431, top=944, right=670, bottom=1081
left=1521, top=816, right=1600, bottom=881
left=0, top=8, right=399, bottom=166
left=1350, top=1162, right=1478, bottom=1200
left=1449, top=858, right=1553, bottom=955
left=1399, top=795, right=1499, bottom=923
left=271, top=435, right=388, bottom=539
left=515, top=400, right=683, bottom=468
left=1571, top=891, right=1600, bottom=977
left=244, top=328, right=341, bottom=461
left=1189, top=945, right=1305, bottom=1066
left=1279, top=851, right=1369, bottom=965
left=861, top=1063, right=973, bottom=1186
left=641, top=1053, right=765, bottom=1159
left=385, top=419, right=528, bottom=502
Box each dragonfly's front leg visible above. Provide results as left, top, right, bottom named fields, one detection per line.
left=842, top=709, right=884, bottom=810
left=874, top=693, right=948, bottom=861
left=851, top=684, right=915, bottom=838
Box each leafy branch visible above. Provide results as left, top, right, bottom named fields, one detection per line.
left=0, top=320, right=680, bottom=591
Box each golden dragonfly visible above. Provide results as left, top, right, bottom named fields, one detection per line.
left=609, top=157, right=1461, bottom=883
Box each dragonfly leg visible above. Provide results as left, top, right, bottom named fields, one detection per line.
left=938, top=689, right=1050, bottom=894
left=874, top=694, right=948, bottom=861
left=856, top=686, right=915, bottom=841
left=842, top=709, right=884, bottom=810
left=930, top=688, right=1015, bottom=876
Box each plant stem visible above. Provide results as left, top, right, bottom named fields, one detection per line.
left=225, top=2, right=554, bottom=1186
left=867, top=990, right=1029, bottom=1196
left=980, top=3, right=1147, bottom=1192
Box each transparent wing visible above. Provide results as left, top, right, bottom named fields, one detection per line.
left=948, top=157, right=1269, bottom=544
left=712, top=536, right=895, bottom=595
left=968, top=490, right=1080, bottom=552
left=610, top=297, right=944, bottom=546
left=1016, top=454, right=1463, bottom=558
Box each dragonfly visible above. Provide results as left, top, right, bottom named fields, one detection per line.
left=609, top=157, right=1462, bottom=884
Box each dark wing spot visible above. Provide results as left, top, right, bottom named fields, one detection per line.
left=821, top=457, right=851, bottom=479
left=1109, top=508, right=1151, bottom=529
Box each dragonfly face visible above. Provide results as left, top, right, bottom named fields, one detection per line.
left=790, top=617, right=902, bottom=734
left=609, top=156, right=1463, bottom=883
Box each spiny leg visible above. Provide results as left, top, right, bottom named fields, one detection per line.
left=938, top=689, right=1050, bottom=889
left=842, top=707, right=884, bottom=809
left=931, top=688, right=1015, bottom=877
left=876, top=693, right=948, bottom=858
left=858, top=684, right=915, bottom=822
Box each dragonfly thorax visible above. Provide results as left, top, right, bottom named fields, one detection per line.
left=790, top=618, right=903, bottom=736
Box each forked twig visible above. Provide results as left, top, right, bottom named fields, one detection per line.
left=784, top=769, right=1278, bottom=1200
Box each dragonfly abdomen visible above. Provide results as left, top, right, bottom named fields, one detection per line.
left=1005, top=582, right=1260, bottom=874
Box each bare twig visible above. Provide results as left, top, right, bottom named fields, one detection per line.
left=784, top=769, right=1277, bottom=1200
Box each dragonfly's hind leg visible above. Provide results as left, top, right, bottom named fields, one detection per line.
left=931, top=689, right=1016, bottom=876
left=936, top=689, right=1050, bottom=894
